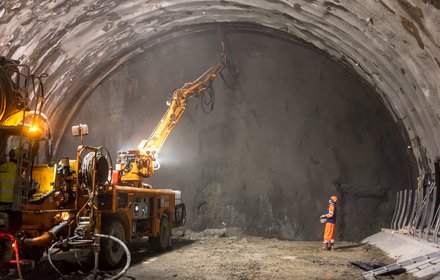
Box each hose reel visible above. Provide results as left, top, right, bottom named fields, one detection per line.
left=80, top=147, right=113, bottom=191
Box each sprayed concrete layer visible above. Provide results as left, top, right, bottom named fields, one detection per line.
left=58, top=28, right=415, bottom=241
left=0, top=1, right=439, bottom=172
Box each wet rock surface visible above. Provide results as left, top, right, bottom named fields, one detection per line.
left=58, top=29, right=414, bottom=241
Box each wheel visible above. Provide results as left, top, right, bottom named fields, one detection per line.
left=149, top=215, right=170, bottom=251
left=99, top=219, right=126, bottom=268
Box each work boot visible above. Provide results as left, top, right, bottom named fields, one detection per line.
left=329, top=243, right=335, bottom=251
left=322, top=243, right=329, bottom=250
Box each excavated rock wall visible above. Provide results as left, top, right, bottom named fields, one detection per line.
left=58, top=28, right=415, bottom=241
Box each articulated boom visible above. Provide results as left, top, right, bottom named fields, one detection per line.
left=118, top=61, right=225, bottom=183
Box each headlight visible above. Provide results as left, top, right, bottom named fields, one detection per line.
left=61, top=211, right=70, bottom=221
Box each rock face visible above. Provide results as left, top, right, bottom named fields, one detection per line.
left=58, top=28, right=416, bottom=241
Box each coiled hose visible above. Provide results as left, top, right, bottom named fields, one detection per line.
left=94, top=234, right=131, bottom=280
left=48, top=234, right=131, bottom=280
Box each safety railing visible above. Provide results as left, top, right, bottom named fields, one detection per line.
left=391, top=183, right=440, bottom=243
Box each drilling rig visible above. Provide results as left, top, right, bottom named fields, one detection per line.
left=0, top=55, right=225, bottom=278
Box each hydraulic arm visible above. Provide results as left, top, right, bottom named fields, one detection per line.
left=118, top=60, right=225, bottom=183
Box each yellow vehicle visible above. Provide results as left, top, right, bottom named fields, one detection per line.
left=0, top=55, right=224, bottom=277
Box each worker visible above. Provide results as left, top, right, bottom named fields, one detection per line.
left=0, top=149, right=18, bottom=203
left=320, top=195, right=338, bottom=250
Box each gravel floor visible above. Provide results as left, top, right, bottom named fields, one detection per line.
left=1, top=229, right=418, bottom=280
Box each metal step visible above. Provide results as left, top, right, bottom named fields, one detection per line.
left=362, top=251, right=440, bottom=278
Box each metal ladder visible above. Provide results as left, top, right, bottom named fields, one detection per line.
left=12, top=142, right=32, bottom=210
left=362, top=251, right=440, bottom=278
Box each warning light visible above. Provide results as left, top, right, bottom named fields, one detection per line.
left=23, top=122, right=44, bottom=138
left=28, top=124, right=41, bottom=134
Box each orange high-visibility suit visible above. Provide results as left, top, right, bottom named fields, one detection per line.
left=323, top=196, right=337, bottom=245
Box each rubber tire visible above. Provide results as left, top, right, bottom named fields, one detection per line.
left=149, top=215, right=170, bottom=251
left=99, top=219, right=126, bottom=268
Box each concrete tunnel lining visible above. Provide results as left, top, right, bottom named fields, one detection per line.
left=0, top=0, right=439, bottom=242
left=57, top=26, right=416, bottom=241
left=0, top=0, right=439, bottom=172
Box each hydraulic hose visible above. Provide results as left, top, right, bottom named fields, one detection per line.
left=94, top=233, right=131, bottom=280
left=23, top=221, right=69, bottom=247
left=47, top=240, right=63, bottom=278
left=48, top=234, right=131, bottom=280
left=49, top=221, right=69, bottom=236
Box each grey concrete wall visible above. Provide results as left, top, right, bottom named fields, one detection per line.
left=57, top=29, right=415, bottom=241
left=1, top=1, right=438, bottom=171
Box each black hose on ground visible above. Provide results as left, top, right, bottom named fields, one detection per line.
left=47, top=240, right=64, bottom=278
left=94, top=234, right=131, bottom=280
left=47, top=234, right=131, bottom=280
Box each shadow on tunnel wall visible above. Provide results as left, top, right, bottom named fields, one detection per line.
left=57, top=24, right=416, bottom=242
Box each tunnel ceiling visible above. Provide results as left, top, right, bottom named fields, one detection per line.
left=0, top=0, right=439, bottom=170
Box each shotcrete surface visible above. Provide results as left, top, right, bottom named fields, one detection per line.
left=58, top=29, right=414, bottom=241
left=1, top=0, right=439, bottom=168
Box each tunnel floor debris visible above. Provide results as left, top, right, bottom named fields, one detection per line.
left=1, top=228, right=418, bottom=280
left=125, top=230, right=417, bottom=280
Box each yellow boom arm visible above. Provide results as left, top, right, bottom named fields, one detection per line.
left=119, top=60, right=225, bottom=183
left=138, top=62, right=224, bottom=156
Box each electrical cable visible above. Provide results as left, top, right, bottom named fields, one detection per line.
left=153, top=159, right=160, bottom=170
left=202, top=82, right=215, bottom=114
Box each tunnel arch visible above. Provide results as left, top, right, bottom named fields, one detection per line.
left=0, top=0, right=439, bottom=172
left=56, top=24, right=416, bottom=241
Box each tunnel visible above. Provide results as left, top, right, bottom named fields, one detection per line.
left=57, top=23, right=415, bottom=241
left=1, top=0, right=439, bottom=245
